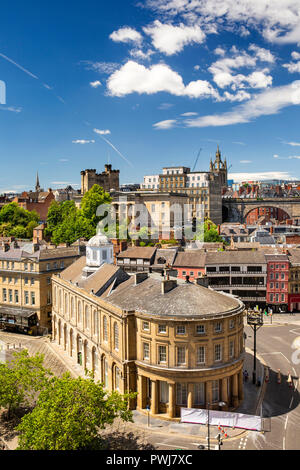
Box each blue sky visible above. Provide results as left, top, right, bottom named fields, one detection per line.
left=1, top=0, right=300, bottom=193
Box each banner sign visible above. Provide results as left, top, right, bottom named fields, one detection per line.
left=181, top=407, right=262, bottom=431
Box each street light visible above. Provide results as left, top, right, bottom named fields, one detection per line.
left=247, top=309, right=264, bottom=384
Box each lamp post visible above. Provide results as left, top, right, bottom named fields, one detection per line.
left=207, top=402, right=211, bottom=451
left=247, top=309, right=264, bottom=385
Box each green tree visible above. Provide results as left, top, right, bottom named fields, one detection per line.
left=81, top=185, right=112, bottom=227
left=17, top=374, right=135, bottom=450
left=0, top=350, right=52, bottom=419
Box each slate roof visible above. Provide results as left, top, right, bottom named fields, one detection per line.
left=117, top=246, right=157, bottom=260
left=205, top=251, right=266, bottom=265
left=173, top=251, right=206, bottom=268
left=105, top=275, right=243, bottom=318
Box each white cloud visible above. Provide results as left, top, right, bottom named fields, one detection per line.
left=129, top=48, right=154, bottom=60
left=90, top=80, right=102, bottom=88
left=153, top=119, right=177, bottom=129
left=183, top=80, right=300, bottom=128
left=239, top=160, right=252, bottom=163
left=106, top=60, right=219, bottom=98
left=214, top=47, right=226, bottom=56
left=109, top=27, right=142, bottom=44
left=229, top=171, right=298, bottom=182
left=222, top=90, right=251, bottom=102
left=72, top=139, right=95, bottom=144
left=143, top=20, right=206, bottom=55
left=292, top=51, right=300, bottom=60
left=282, top=140, right=300, bottom=146
left=82, top=61, right=120, bottom=75
left=181, top=111, right=198, bottom=116
left=158, top=102, right=174, bottom=109
left=248, top=44, right=275, bottom=63
left=283, top=61, right=300, bottom=73
left=144, top=0, right=300, bottom=45
left=93, top=129, right=111, bottom=135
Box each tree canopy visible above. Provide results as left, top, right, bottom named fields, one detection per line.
left=0, top=203, right=40, bottom=239
left=45, top=185, right=112, bottom=245
left=17, top=374, right=135, bottom=450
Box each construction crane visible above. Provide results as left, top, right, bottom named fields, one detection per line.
left=192, top=148, right=202, bottom=172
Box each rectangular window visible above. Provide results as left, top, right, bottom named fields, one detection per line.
left=229, top=319, right=235, bottom=329
left=176, top=383, right=187, bottom=405
left=229, top=340, right=235, bottom=358
left=8, top=289, right=13, bottom=303
left=176, top=325, right=186, bottom=335
left=60, top=261, right=64, bottom=269
left=47, top=290, right=51, bottom=305
left=46, top=263, right=51, bottom=271
left=214, top=344, right=222, bottom=362
left=31, top=278, right=34, bottom=286
left=194, top=383, right=205, bottom=405
left=31, top=292, right=35, bottom=305
left=24, top=291, right=29, bottom=304
left=214, top=322, right=222, bottom=333
left=24, top=263, right=28, bottom=271
left=143, top=342, right=150, bottom=360
left=197, top=346, right=205, bottom=364
left=158, top=345, right=167, bottom=363
left=212, top=380, right=220, bottom=403
left=177, top=346, right=186, bottom=365
left=196, top=324, right=205, bottom=335
left=142, top=321, right=150, bottom=331
left=14, top=290, right=19, bottom=304
left=281, top=294, right=285, bottom=302
left=158, top=324, right=167, bottom=334
left=24, top=277, right=29, bottom=285
left=2, top=288, right=7, bottom=302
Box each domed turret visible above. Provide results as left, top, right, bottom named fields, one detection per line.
left=83, top=227, right=114, bottom=277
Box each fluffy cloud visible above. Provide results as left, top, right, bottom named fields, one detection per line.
left=143, top=20, right=206, bottom=55
left=144, top=0, right=300, bottom=45
left=90, top=80, right=102, bottom=88
left=107, top=60, right=219, bottom=98
left=182, top=80, right=300, bottom=128
left=109, top=27, right=142, bottom=44
left=283, top=61, right=300, bottom=73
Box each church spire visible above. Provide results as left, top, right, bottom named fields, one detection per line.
left=35, top=172, right=41, bottom=192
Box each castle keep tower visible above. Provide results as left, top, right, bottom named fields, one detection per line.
left=81, top=164, right=120, bottom=194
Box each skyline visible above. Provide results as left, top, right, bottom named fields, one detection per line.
left=1, top=1, right=300, bottom=192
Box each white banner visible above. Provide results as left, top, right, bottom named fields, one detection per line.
left=181, top=407, right=262, bottom=431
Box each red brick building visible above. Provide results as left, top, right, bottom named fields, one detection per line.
left=265, top=254, right=289, bottom=312
left=173, top=251, right=206, bottom=281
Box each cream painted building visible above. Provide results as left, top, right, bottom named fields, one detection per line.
left=52, top=232, right=245, bottom=419
left=0, top=241, right=80, bottom=333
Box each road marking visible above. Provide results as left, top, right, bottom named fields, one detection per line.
left=156, top=443, right=190, bottom=450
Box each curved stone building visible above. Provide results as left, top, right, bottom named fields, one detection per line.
left=52, top=233, right=245, bottom=419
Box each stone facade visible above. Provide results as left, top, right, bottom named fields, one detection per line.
left=51, top=234, right=245, bottom=419
left=81, top=165, right=120, bottom=194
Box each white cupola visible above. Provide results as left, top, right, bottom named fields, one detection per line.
left=82, top=228, right=114, bottom=277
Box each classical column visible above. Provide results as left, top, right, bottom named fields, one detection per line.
left=137, top=375, right=147, bottom=410
left=187, top=383, right=194, bottom=409
left=168, top=383, right=176, bottom=418
left=232, top=373, right=239, bottom=408
left=238, top=370, right=244, bottom=401
left=151, top=380, right=158, bottom=415
left=221, top=377, right=229, bottom=410
left=206, top=380, right=212, bottom=407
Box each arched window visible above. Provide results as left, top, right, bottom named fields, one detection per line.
left=103, top=357, right=108, bottom=388
left=64, top=293, right=68, bottom=317
left=114, top=323, right=119, bottom=351
left=71, top=297, right=75, bottom=320
left=85, top=305, right=90, bottom=330
left=93, top=310, right=98, bottom=335
left=103, top=316, right=108, bottom=342
left=78, top=301, right=82, bottom=324
left=115, top=366, right=121, bottom=391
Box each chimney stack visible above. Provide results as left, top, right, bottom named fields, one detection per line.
left=161, top=279, right=177, bottom=294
